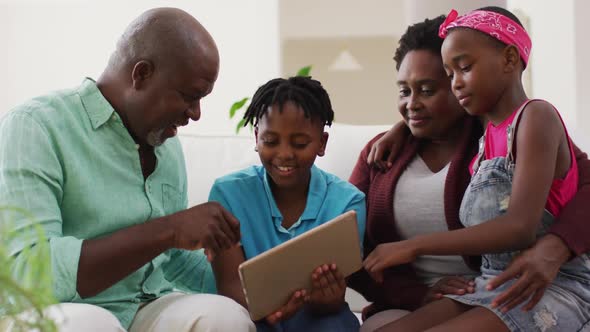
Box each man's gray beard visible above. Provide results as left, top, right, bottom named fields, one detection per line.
left=146, top=128, right=165, bottom=147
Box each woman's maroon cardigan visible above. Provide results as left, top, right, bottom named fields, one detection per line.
left=347, top=116, right=590, bottom=319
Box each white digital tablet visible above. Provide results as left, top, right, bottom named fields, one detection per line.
left=238, top=210, right=362, bottom=321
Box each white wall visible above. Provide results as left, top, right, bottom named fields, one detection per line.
left=2, top=0, right=588, bottom=150
left=280, top=0, right=406, bottom=39
left=507, top=0, right=590, bottom=150
left=0, top=0, right=280, bottom=136
left=404, top=0, right=505, bottom=24
left=507, top=0, right=576, bottom=127
left=574, top=1, right=590, bottom=150
left=279, top=0, right=408, bottom=126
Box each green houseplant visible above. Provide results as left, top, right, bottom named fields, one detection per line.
left=0, top=207, right=57, bottom=331
left=229, top=65, right=312, bottom=134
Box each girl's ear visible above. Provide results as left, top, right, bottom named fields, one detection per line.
left=317, top=132, right=329, bottom=157
left=502, top=45, right=520, bottom=73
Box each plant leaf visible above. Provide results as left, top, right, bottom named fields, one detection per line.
left=229, top=97, right=249, bottom=119
left=0, top=206, right=57, bottom=331
left=296, top=65, right=312, bottom=77
left=235, top=118, right=248, bottom=134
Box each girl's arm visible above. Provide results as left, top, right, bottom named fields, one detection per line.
left=364, top=101, right=566, bottom=275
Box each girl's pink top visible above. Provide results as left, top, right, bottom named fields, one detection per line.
left=472, top=101, right=578, bottom=217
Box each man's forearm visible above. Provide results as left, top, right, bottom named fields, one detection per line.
left=77, top=216, right=175, bottom=298
left=534, top=233, right=571, bottom=264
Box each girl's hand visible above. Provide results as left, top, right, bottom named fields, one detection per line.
left=265, top=289, right=307, bottom=325
left=307, top=264, right=346, bottom=314
left=363, top=241, right=418, bottom=283
left=423, top=276, right=475, bottom=305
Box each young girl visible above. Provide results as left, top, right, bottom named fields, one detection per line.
left=363, top=7, right=590, bottom=332
left=208, top=76, right=366, bottom=332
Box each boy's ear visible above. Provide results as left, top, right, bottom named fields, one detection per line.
left=131, top=60, right=155, bottom=90
left=317, top=132, right=329, bottom=157
left=254, top=127, right=259, bottom=145
left=502, top=45, right=520, bottom=73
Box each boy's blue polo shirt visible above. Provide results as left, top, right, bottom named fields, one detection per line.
left=208, top=165, right=366, bottom=259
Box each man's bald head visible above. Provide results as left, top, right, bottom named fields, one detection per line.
left=109, top=7, right=219, bottom=76
left=98, top=8, right=220, bottom=147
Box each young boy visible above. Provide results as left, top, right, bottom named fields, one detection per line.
left=208, top=76, right=366, bottom=331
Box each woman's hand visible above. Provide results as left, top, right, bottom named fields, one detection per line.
left=423, top=276, right=475, bottom=305
left=363, top=241, right=418, bottom=283
left=265, top=289, right=307, bottom=325
left=367, top=121, right=408, bottom=170
left=487, top=234, right=570, bottom=312
left=307, top=264, right=346, bottom=315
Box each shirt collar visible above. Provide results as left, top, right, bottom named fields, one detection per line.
left=78, top=78, right=117, bottom=130
left=261, top=164, right=327, bottom=221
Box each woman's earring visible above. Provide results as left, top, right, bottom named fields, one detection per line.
left=254, top=146, right=258, bottom=152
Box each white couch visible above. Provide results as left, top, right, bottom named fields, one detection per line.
left=178, top=123, right=391, bottom=316
left=178, top=122, right=590, bottom=319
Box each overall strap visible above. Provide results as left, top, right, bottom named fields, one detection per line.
left=471, top=99, right=539, bottom=175
left=506, top=99, right=540, bottom=165
left=471, top=134, right=486, bottom=174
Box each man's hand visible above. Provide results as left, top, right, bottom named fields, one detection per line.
left=77, top=202, right=239, bottom=297
left=265, top=289, right=307, bottom=325
left=487, top=234, right=571, bottom=312
left=170, top=201, right=241, bottom=261
left=367, top=121, right=408, bottom=170
left=307, top=264, right=346, bottom=314
left=423, top=276, right=475, bottom=305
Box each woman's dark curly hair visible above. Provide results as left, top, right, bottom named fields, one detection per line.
left=393, top=15, right=446, bottom=70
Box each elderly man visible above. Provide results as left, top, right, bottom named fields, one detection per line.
left=0, top=7, right=255, bottom=332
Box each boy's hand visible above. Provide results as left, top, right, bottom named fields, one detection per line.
left=307, top=264, right=346, bottom=314
left=265, top=289, right=307, bottom=325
